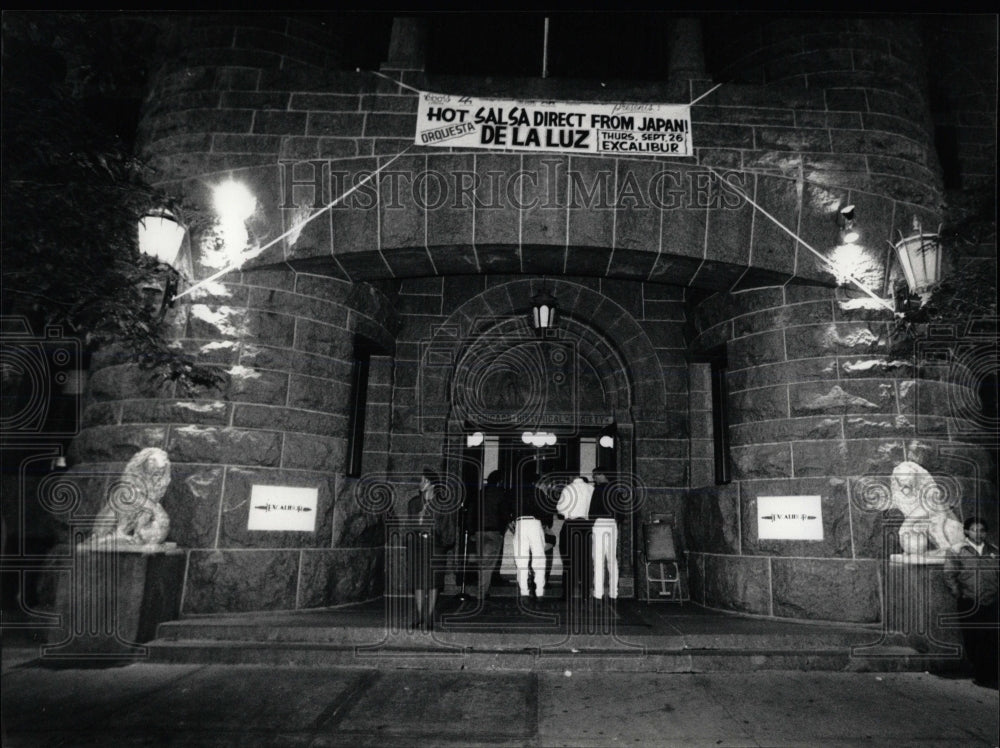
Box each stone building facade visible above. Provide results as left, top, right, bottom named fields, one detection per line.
left=66, top=14, right=997, bottom=622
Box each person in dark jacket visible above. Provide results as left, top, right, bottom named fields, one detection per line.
left=944, top=516, right=999, bottom=688
left=404, top=468, right=456, bottom=631
left=556, top=475, right=594, bottom=600
left=466, top=469, right=512, bottom=600
left=589, top=466, right=620, bottom=601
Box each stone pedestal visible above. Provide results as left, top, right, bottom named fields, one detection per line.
left=46, top=546, right=185, bottom=658
left=885, top=557, right=962, bottom=653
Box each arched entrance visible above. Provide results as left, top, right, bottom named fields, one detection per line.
left=421, top=280, right=659, bottom=596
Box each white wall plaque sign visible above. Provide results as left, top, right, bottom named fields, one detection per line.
left=757, top=495, right=823, bottom=540
left=248, top=485, right=318, bottom=532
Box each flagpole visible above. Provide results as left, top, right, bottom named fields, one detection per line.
left=542, top=17, right=550, bottom=79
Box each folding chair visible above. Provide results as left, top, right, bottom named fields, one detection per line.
left=642, top=519, right=684, bottom=603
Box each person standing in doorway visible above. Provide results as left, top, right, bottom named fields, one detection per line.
left=944, top=516, right=999, bottom=688
left=557, top=474, right=594, bottom=600
left=589, top=466, right=620, bottom=604
left=467, top=469, right=511, bottom=600
left=405, top=468, right=456, bottom=631
left=510, top=470, right=550, bottom=601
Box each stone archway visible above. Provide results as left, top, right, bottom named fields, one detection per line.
left=419, top=278, right=665, bottom=594
left=417, top=278, right=665, bottom=431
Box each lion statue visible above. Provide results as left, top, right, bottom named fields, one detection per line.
left=81, top=447, right=172, bottom=548
left=890, top=460, right=963, bottom=559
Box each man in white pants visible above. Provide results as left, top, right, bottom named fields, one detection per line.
left=589, top=467, right=619, bottom=601
left=511, top=472, right=551, bottom=600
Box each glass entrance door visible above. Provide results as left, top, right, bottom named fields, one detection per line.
left=462, top=429, right=615, bottom=585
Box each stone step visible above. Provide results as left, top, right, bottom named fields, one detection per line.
left=143, top=638, right=935, bottom=673
left=153, top=620, right=885, bottom=651
left=140, top=599, right=958, bottom=674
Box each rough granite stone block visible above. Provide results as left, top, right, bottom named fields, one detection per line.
left=287, top=375, right=351, bottom=415
left=683, top=486, right=740, bottom=554
left=564, top=245, right=613, bottom=277
left=379, top=154, right=426, bottom=249
left=732, top=442, right=793, bottom=479
left=635, top=458, right=688, bottom=488
left=168, top=426, right=282, bottom=467
left=120, top=399, right=230, bottom=426
left=843, top=438, right=906, bottom=476
left=227, top=367, right=289, bottom=406
left=756, top=126, right=833, bottom=152
left=307, top=112, right=365, bottom=137
left=703, top=554, right=771, bottom=615
left=706, top=179, right=754, bottom=267
left=298, top=548, right=384, bottom=607
left=647, top=254, right=702, bottom=287
left=784, top=322, right=885, bottom=360
left=71, top=426, right=170, bottom=464
left=244, top=309, right=296, bottom=348
left=240, top=346, right=348, bottom=381
left=521, top=154, right=569, bottom=248
left=364, top=112, right=415, bottom=138
left=81, top=402, right=121, bottom=428
left=729, top=385, right=789, bottom=425
left=730, top=416, right=843, bottom=445
left=282, top=432, right=346, bottom=472
left=613, top=158, right=662, bottom=252
left=689, top=259, right=748, bottom=291
left=49, top=549, right=186, bottom=653
left=291, top=93, right=361, bottom=112
left=734, top=300, right=834, bottom=337
left=727, top=357, right=837, bottom=392
left=164, top=465, right=225, bottom=548
left=426, top=153, right=476, bottom=252
left=790, top=439, right=849, bottom=478
left=88, top=365, right=176, bottom=401
left=293, top=319, right=352, bottom=359
left=184, top=550, right=299, bottom=613
left=790, top=379, right=897, bottom=417
left=329, top=158, right=380, bottom=254
left=566, top=156, right=615, bottom=248
left=772, top=557, right=880, bottom=622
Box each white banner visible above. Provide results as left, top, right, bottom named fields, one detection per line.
left=248, top=485, right=318, bottom=532
left=757, top=495, right=824, bottom=540
left=415, top=92, right=692, bottom=156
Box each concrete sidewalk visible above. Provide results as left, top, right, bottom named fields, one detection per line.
left=1, top=658, right=997, bottom=747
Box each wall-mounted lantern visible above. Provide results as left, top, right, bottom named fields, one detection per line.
left=138, top=210, right=186, bottom=267
left=838, top=204, right=860, bottom=245
left=531, top=288, right=557, bottom=332
left=138, top=210, right=186, bottom=320
left=892, top=215, right=943, bottom=310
